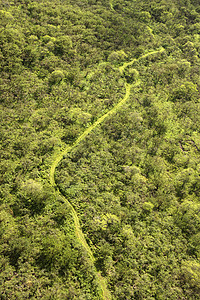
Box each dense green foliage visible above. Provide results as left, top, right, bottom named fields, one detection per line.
left=1, top=0, right=200, bottom=298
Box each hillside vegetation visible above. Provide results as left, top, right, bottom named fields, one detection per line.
left=1, top=0, right=200, bottom=299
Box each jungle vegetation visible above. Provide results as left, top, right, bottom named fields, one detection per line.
left=0, top=0, right=200, bottom=299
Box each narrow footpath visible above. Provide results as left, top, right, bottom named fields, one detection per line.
left=49, top=48, right=164, bottom=299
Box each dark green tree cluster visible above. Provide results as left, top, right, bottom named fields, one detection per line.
left=1, top=0, right=200, bottom=298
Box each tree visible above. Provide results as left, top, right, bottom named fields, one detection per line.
left=182, top=260, right=200, bottom=291
left=49, top=69, right=65, bottom=85
left=174, top=200, right=200, bottom=235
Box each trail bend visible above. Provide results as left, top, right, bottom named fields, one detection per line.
left=49, top=48, right=164, bottom=299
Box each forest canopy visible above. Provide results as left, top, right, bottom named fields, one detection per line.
left=0, top=0, right=200, bottom=299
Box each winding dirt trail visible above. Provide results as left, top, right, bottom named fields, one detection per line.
left=49, top=48, right=164, bottom=299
